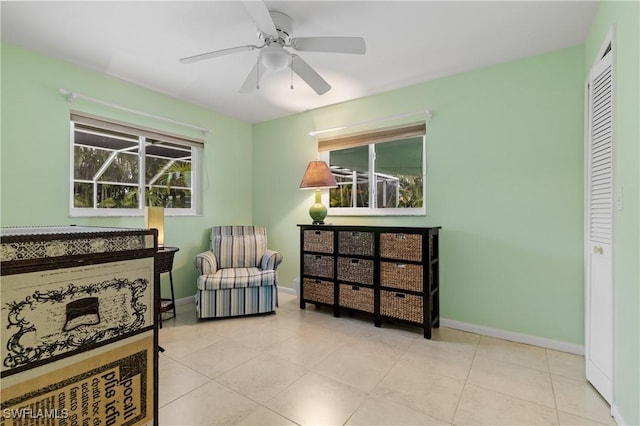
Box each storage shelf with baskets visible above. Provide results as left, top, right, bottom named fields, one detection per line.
left=299, top=225, right=441, bottom=339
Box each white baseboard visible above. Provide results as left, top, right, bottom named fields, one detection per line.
left=275, top=288, right=585, bottom=355
left=174, top=295, right=195, bottom=306
left=611, top=404, right=627, bottom=426
left=439, top=318, right=585, bottom=355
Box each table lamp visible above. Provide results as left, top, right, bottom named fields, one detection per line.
left=299, top=161, right=337, bottom=224
left=145, top=206, right=164, bottom=247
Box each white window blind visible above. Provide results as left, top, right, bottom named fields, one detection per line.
left=71, top=111, right=204, bottom=148
left=318, top=122, right=426, bottom=152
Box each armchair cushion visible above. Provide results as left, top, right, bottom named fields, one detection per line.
left=211, top=226, right=267, bottom=268
left=197, top=267, right=277, bottom=291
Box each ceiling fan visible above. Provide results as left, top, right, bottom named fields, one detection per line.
left=179, top=1, right=366, bottom=95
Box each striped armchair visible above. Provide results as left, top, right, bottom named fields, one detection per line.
left=194, top=226, right=283, bottom=319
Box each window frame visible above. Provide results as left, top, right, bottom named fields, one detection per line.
left=317, top=122, right=427, bottom=217
left=69, top=113, right=202, bottom=218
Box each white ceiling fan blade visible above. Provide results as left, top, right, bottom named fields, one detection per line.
left=291, top=37, right=366, bottom=54
left=242, top=1, right=277, bottom=38
left=239, top=60, right=266, bottom=94
left=180, top=45, right=259, bottom=64
left=290, top=55, right=331, bottom=95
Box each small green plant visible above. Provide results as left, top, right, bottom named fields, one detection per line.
left=398, top=175, right=423, bottom=207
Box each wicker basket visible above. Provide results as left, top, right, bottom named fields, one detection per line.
left=339, top=284, right=374, bottom=313
left=380, top=261, right=423, bottom=292
left=303, top=278, right=334, bottom=305
left=337, top=257, right=374, bottom=285
left=338, top=231, right=374, bottom=256
left=155, top=251, right=176, bottom=274
left=380, top=233, right=422, bottom=261
left=303, top=230, right=334, bottom=253
left=380, top=290, right=423, bottom=324
left=303, top=254, right=334, bottom=278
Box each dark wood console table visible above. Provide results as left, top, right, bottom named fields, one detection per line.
left=299, top=225, right=441, bottom=338
left=156, top=246, right=179, bottom=322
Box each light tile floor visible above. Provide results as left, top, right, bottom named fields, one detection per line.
left=158, top=292, right=615, bottom=426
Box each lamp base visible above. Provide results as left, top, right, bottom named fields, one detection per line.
left=308, top=189, right=328, bottom=225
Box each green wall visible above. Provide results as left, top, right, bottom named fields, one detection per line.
left=0, top=43, right=254, bottom=300
left=253, top=45, right=586, bottom=345
left=585, top=1, right=640, bottom=424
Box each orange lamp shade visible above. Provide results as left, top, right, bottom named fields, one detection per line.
left=299, top=161, right=337, bottom=189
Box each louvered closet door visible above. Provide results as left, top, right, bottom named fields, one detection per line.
left=585, top=40, right=614, bottom=405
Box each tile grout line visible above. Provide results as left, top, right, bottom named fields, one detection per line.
left=341, top=333, right=420, bottom=426
left=162, top=297, right=602, bottom=425
left=165, top=307, right=317, bottom=424
left=210, top=374, right=303, bottom=426
left=233, top=308, right=355, bottom=425
left=449, top=333, right=482, bottom=425
left=463, top=339, right=562, bottom=415
left=545, top=349, right=562, bottom=425
left=157, top=354, right=214, bottom=408
left=157, top=378, right=212, bottom=411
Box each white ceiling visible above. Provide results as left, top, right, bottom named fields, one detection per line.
left=1, top=1, right=598, bottom=123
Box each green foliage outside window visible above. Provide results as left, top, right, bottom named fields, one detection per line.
left=398, top=175, right=423, bottom=208
left=73, top=142, right=192, bottom=209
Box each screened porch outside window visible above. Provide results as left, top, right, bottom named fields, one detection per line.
left=318, top=121, right=426, bottom=216
left=70, top=112, right=202, bottom=217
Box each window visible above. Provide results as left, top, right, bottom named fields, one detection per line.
left=318, top=122, right=426, bottom=216
left=70, top=112, right=203, bottom=216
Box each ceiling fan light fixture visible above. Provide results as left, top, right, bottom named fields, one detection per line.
left=180, top=2, right=363, bottom=96
left=261, top=46, right=290, bottom=71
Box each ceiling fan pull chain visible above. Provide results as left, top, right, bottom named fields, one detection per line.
left=290, top=61, right=294, bottom=90
left=256, top=57, right=261, bottom=90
